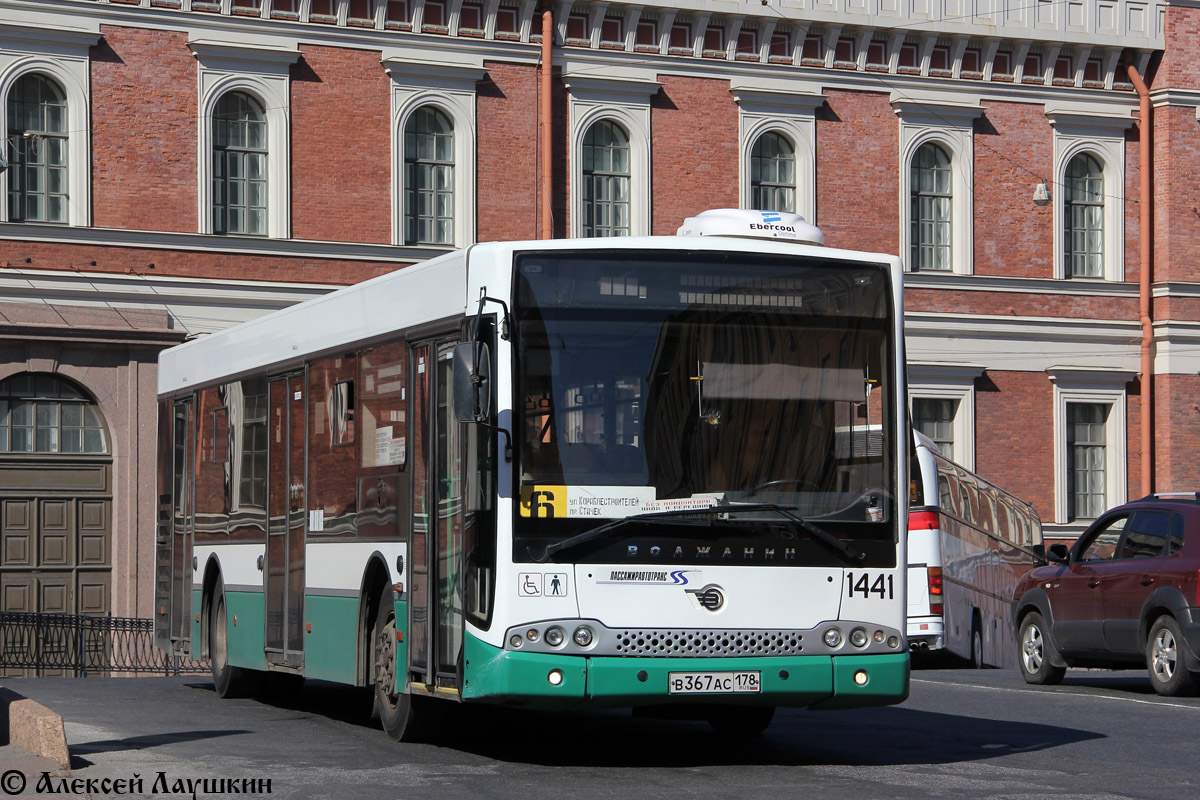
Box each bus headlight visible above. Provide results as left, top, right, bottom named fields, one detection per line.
left=544, top=626, right=565, bottom=647
left=850, top=628, right=868, bottom=648
left=823, top=627, right=842, bottom=648
left=509, top=635, right=523, bottom=649
left=573, top=626, right=594, bottom=647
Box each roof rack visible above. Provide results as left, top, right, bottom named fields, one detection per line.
left=1134, top=492, right=1200, bottom=503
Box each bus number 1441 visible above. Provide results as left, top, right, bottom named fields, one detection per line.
left=846, top=572, right=894, bottom=600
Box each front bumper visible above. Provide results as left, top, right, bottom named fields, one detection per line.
left=463, top=633, right=909, bottom=711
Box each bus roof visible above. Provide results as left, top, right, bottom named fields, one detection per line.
left=158, top=234, right=900, bottom=396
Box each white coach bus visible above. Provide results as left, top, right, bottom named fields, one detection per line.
left=155, top=209, right=910, bottom=740
left=907, top=432, right=1043, bottom=668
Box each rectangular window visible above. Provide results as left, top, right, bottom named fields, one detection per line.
left=898, top=42, right=919, bottom=71
left=1084, top=57, right=1103, bottom=85
left=930, top=44, right=951, bottom=73
left=703, top=26, right=725, bottom=54
left=635, top=19, right=657, bottom=47
left=424, top=0, right=447, bottom=27
left=567, top=12, right=588, bottom=40
left=834, top=36, right=855, bottom=64
left=993, top=50, right=1013, bottom=78
left=1067, top=402, right=1109, bottom=520
left=769, top=31, right=791, bottom=60
left=737, top=29, right=758, bottom=58
left=962, top=47, right=982, bottom=74
left=385, top=0, right=410, bottom=25
left=913, top=398, right=957, bottom=462
left=866, top=39, right=887, bottom=67
left=601, top=16, right=623, bottom=44
left=347, top=0, right=372, bottom=22
left=669, top=22, right=692, bottom=51
left=271, top=0, right=301, bottom=16
left=1054, top=56, right=1073, bottom=83
left=460, top=1, right=483, bottom=30
left=801, top=34, right=822, bottom=62
left=1023, top=53, right=1043, bottom=83
left=309, top=0, right=336, bottom=17
left=237, top=377, right=268, bottom=511
left=495, top=5, right=518, bottom=34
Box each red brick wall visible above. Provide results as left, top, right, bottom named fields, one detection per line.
left=92, top=26, right=197, bottom=232
left=974, top=371, right=1054, bottom=522
left=817, top=89, right=898, bottom=253
left=973, top=102, right=1053, bottom=278
left=477, top=62, right=540, bottom=242
left=1157, top=6, right=1200, bottom=89
left=290, top=46, right=391, bottom=243
left=1154, top=374, right=1200, bottom=492
left=1153, top=105, right=1200, bottom=285
left=906, top=288, right=1137, bottom=319
left=650, top=75, right=739, bottom=235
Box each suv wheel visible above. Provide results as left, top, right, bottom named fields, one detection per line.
left=1018, top=612, right=1065, bottom=685
left=1147, top=615, right=1198, bottom=697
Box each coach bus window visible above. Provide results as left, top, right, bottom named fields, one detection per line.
left=309, top=356, right=359, bottom=536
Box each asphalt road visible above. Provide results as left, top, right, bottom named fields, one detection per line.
left=3, top=664, right=1196, bottom=800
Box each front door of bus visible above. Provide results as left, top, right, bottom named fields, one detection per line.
left=167, top=398, right=194, bottom=652
left=408, top=339, right=464, bottom=689
left=265, top=372, right=306, bottom=667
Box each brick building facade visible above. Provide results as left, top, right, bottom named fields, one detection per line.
left=0, top=0, right=1196, bottom=619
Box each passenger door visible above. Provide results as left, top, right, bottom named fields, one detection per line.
left=1049, top=514, right=1127, bottom=653
left=1102, top=510, right=1173, bottom=654
left=264, top=372, right=306, bottom=667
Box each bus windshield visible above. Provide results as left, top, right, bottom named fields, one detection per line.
left=513, top=249, right=897, bottom=564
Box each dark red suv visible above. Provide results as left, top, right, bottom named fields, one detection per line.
left=1013, top=493, right=1200, bottom=696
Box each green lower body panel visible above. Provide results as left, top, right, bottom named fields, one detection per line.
left=303, top=595, right=359, bottom=685
left=223, top=590, right=268, bottom=672
left=463, top=634, right=909, bottom=711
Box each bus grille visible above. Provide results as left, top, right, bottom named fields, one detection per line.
left=612, top=630, right=803, bottom=657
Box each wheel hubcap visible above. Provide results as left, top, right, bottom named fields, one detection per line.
left=1152, top=629, right=1178, bottom=682
left=1022, top=625, right=1044, bottom=673
left=375, top=614, right=398, bottom=704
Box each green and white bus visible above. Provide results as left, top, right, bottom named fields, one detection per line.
left=154, top=209, right=909, bottom=739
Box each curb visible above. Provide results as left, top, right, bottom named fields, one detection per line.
left=0, top=686, right=71, bottom=772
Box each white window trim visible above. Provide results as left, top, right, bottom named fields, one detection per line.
left=191, top=40, right=300, bottom=239
left=383, top=56, right=484, bottom=248
left=729, top=82, right=823, bottom=223
left=907, top=362, right=984, bottom=472
left=0, top=23, right=101, bottom=227
left=1048, top=366, right=1132, bottom=525
left=1045, top=106, right=1133, bottom=282
left=893, top=95, right=983, bottom=276
left=564, top=72, right=659, bottom=238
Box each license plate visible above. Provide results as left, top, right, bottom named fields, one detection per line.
left=668, top=671, right=761, bottom=694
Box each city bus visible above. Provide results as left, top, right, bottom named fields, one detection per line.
left=907, top=431, right=1043, bottom=668
left=154, top=209, right=910, bottom=740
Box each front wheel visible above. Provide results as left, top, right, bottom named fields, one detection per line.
left=1147, top=615, right=1198, bottom=697
left=373, top=589, right=431, bottom=741
left=969, top=622, right=985, bottom=670
left=1018, top=612, right=1065, bottom=685
left=706, top=706, right=775, bottom=736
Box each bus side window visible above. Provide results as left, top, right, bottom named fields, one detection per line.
left=957, top=480, right=974, bottom=524
left=309, top=354, right=359, bottom=536
left=937, top=473, right=954, bottom=512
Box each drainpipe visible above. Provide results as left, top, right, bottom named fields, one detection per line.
left=1126, top=61, right=1152, bottom=497
left=540, top=3, right=554, bottom=239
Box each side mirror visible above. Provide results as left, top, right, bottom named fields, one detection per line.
left=1045, top=543, right=1070, bottom=564
left=453, top=342, right=490, bottom=422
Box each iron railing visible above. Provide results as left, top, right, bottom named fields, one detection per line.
left=0, top=612, right=209, bottom=677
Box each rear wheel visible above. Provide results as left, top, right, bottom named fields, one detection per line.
left=970, top=622, right=985, bottom=670
left=373, top=588, right=431, bottom=741
left=706, top=706, right=775, bottom=736
left=1018, top=612, right=1065, bottom=685
left=1147, top=615, right=1198, bottom=697
left=210, top=580, right=261, bottom=698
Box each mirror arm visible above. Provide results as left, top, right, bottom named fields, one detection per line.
left=479, top=421, right=513, bottom=462
left=474, top=291, right=512, bottom=341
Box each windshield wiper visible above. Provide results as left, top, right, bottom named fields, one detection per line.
left=529, top=503, right=865, bottom=563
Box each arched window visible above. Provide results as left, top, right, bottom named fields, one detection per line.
left=750, top=132, right=795, bottom=213
left=910, top=142, right=952, bottom=271
left=404, top=106, right=455, bottom=245
left=1064, top=153, right=1104, bottom=278
left=582, top=120, right=630, bottom=237
left=0, top=373, right=107, bottom=454
left=6, top=74, right=68, bottom=224
left=212, top=91, right=267, bottom=236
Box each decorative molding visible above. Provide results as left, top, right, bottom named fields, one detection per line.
left=730, top=84, right=824, bottom=222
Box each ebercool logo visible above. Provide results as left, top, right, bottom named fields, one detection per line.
left=601, top=570, right=693, bottom=585
left=749, top=223, right=796, bottom=233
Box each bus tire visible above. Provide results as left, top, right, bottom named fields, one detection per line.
left=372, top=588, right=428, bottom=742
left=706, top=705, right=775, bottom=736
left=1018, top=612, right=1065, bottom=685
left=970, top=621, right=984, bottom=670
left=210, top=579, right=261, bottom=698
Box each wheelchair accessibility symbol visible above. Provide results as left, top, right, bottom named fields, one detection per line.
left=518, top=572, right=570, bottom=597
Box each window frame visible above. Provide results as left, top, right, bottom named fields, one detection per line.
left=1049, top=366, right=1131, bottom=527
left=732, top=83, right=822, bottom=223
left=403, top=105, right=456, bottom=246
left=907, top=362, right=983, bottom=472
left=580, top=119, right=632, bottom=238
left=0, top=24, right=98, bottom=227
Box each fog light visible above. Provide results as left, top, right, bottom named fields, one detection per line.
left=573, top=626, right=594, bottom=647
left=853, top=670, right=868, bottom=686
left=525, top=629, right=540, bottom=643
left=823, top=627, right=842, bottom=648
left=548, top=669, right=563, bottom=686
left=887, top=636, right=900, bottom=649
left=850, top=628, right=868, bottom=648
left=545, top=626, right=565, bottom=647
left=873, top=630, right=884, bottom=643
left=509, top=635, right=523, bottom=648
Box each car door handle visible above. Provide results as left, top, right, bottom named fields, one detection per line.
left=1088, top=580, right=1102, bottom=588
left=1140, top=577, right=1156, bottom=586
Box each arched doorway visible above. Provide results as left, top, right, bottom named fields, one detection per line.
left=0, top=373, right=113, bottom=620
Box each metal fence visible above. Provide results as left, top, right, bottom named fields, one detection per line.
left=0, top=612, right=209, bottom=678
